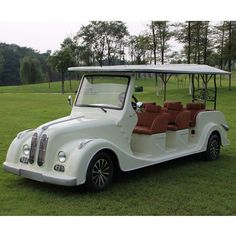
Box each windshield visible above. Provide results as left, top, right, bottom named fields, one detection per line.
left=75, top=75, right=130, bottom=110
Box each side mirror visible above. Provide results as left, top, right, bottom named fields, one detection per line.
left=68, top=95, right=72, bottom=106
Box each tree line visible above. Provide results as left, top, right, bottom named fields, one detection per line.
left=0, top=21, right=236, bottom=89
left=0, top=43, right=54, bottom=86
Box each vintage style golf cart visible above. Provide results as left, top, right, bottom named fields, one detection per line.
left=3, top=64, right=230, bottom=191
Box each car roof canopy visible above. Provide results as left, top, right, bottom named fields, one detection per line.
left=68, top=64, right=230, bottom=110
left=68, top=64, right=230, bottom=75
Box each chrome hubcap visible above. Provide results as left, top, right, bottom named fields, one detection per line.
left=92, top=159, right=110, bottom=187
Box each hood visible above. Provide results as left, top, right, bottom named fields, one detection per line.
left=35, top=114, right=115, bottom=139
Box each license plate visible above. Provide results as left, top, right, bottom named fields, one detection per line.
left=20, top=156, right=29, bottom=164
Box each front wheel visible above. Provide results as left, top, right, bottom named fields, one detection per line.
left=202, top=133, right=221, bottom=161
left=85, top=151, right=114, bottom=192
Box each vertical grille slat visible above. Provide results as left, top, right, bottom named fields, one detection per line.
left=29, top=133, right=38, bottom=164
left=37, top=134, right=48, bottom=166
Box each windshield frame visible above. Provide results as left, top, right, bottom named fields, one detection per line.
left=74, top=74, right=131, bottom=111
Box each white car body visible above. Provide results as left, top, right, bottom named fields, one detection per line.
left=3, top=65, right=230, bottom=188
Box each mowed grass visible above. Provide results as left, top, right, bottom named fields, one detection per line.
left=0, top=75, right=236, bottom=215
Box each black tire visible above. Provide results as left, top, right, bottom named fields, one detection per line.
left=85, top=151, right=114, bottom=192
left=202, top=133, right=221, bottom=161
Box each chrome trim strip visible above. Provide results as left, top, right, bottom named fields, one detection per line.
left=29, top=132, right=38, bottom=164
left=37, top=134, right=48, bottom=166
left=221, top=123, right=229, bottom=131
left=41, top=115, right=84, bottom=132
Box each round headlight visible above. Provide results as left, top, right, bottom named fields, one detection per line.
left=58, top=151, right=66, bottom=163
left=23, top=144, right=30, bottom=155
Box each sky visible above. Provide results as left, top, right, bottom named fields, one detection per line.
left=0, top=0, right=235, bottom=54
left=0, top=21, right=147, bottom=53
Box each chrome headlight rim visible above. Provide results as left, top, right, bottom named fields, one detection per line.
left=58, top=151, right=66, bottom=163
left=22, top=144, right=30, bottom=156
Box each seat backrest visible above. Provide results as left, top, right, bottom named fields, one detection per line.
left=143, top=102, right=156, bottom=109
left=150, top=112, right=169, bottom=133
left=175, top=110, right=191, bottom=130
left=164, top=101, right=181, bottom=108
left=137, top=104, right=161, bottom=127
left=164, top=102, right=183, bottom=124
left=186, top=103, right=202, bottom=110
left=186, top=103, right=205, bottom=124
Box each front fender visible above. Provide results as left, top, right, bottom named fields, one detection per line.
left=63, top=139, right=138, bottom=185
left=64, top=139, right=124, bottom=185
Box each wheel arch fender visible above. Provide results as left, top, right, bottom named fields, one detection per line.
left=67, top=139, right=120, bottom=185
left=198, top=123, right=225, bottom=152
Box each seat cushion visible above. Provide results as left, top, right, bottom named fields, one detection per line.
left=167, top=124, right=178, bottom=131
left=133, top=126, right=153, bottom=134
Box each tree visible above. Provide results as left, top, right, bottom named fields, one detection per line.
left=76, top=21, right=129, bottom=66
left=49, top=47, right=75, bottom=94
left=213, top=21, right=227, bottom=86
left=20, top=56, right=43, bottom=84
left=128, top=34, right=151, bottom=64
left=174, top=22, right=192, bottom=64
left=149, top=21, right=172, bottom=64
left=0, top=43, right=50, bottom=86
left=0, top=51, right=4, bottom=75
left=221, top=21, right=236, bottom=90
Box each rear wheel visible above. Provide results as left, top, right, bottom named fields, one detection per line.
left=85, top=151, right=114, bottom=192
left=202, top=133, right=221, bottom=161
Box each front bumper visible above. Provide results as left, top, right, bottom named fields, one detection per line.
left=3, top=162, right=77, bottom=186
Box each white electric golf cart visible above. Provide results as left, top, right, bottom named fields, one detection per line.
left=3, top=64, right=230, bottom=191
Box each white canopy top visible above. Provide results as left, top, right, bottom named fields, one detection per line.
left=68, top=64, right=230, bottom=75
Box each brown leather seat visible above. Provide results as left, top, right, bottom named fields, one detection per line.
left=164, top=101, right=181, bottom=108
left=134, top=104, right=169, bottom=135
left=143, top=102, right=156, bottom=109
left=167, top=110, right=191, bottom=131
left=186, top=103, right=205, bottom=127
left=164, top=101, right=183, bottom=124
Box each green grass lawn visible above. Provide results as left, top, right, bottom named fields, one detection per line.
left=0, top=76, right=236, bottom=215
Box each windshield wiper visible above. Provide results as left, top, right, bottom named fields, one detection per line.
left=100, top=107, right=107, bottom=113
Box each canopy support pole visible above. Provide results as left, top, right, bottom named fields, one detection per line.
left=192, top=74, right=195, bottom=102
left=214, top=74, right=217, bottom=110
left=163, top=73, right=172, bottom=101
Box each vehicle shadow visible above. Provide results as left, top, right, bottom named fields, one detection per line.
left=15, top=153, right=205, bottom=195
left=113, top=153, right=204, bottom=185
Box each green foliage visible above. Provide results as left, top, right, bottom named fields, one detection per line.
left=49, top=47, right=75, bottom=74
left=20, top=56, right=44, bottom=84
left=149, top=21, right=173, bottom=64
left=48, top=47, right=76, bottom=93
left=0, top=43, right=50, bottom=86
left=77, top=21, right=129, bottom=66
left=0, top=50, right=4, bottom=74
left=129, top=34, right=151, bottom=64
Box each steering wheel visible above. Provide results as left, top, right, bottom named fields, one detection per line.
left=132, top=95, right=138, bottom=110
left=118, top=92, right=139, bottom=110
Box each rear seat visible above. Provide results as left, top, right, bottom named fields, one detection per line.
left=134, top=104, right=169, bottom=135
left=186, top=103, right=205, bottom=127
left=167, top=110, right=191, bottom=131
left=164, top=101, right=183, bottom=124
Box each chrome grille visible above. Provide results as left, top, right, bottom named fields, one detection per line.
left=37, top=134, right=48, bottom=166
left=29, top=133, right=38, bottom=164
